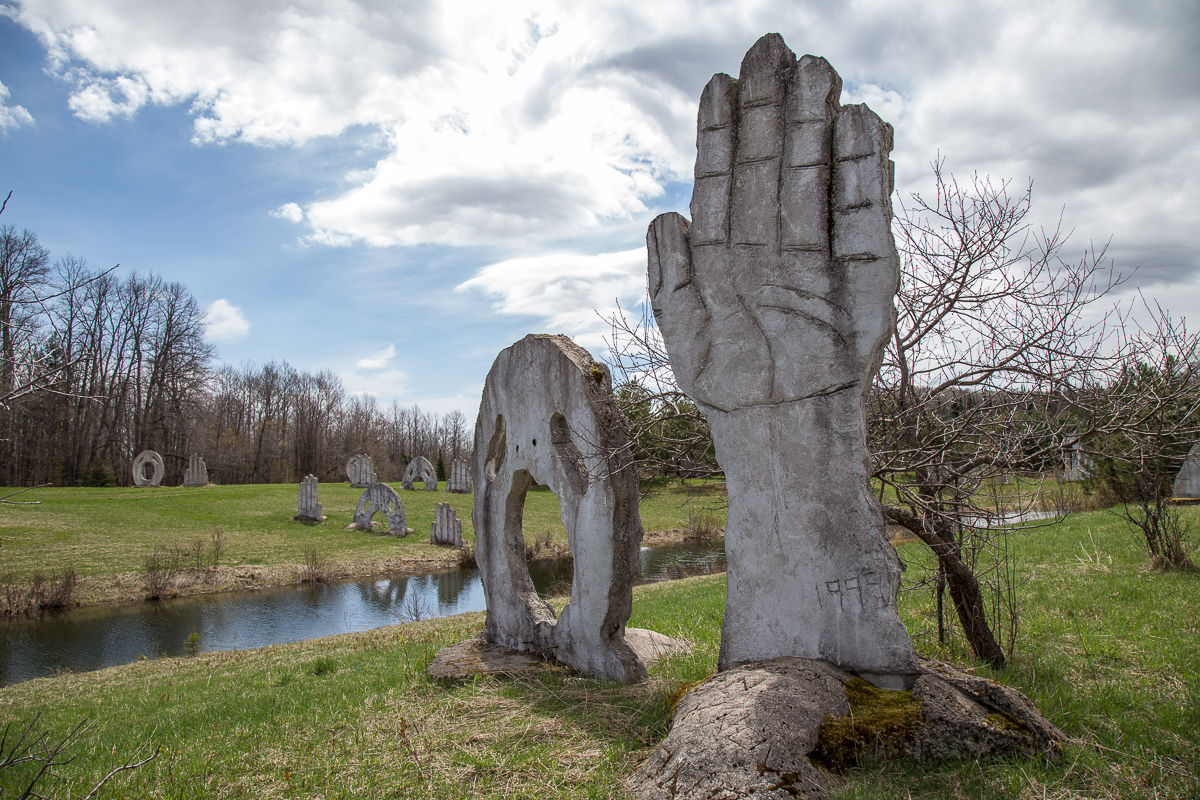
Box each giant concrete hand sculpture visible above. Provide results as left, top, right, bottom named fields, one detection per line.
left=649, top=34, right=917, bottom=680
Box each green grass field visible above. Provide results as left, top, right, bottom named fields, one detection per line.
left=0, top=481, right=728, bottom=583
left=0, top=506, right=1197, bottom=798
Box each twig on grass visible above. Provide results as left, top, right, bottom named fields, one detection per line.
left=0, top=484, right=52, bottom=505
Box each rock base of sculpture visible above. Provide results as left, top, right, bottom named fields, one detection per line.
left=402, top=456, right=438, bottom=491
left=625, top=657, right=1064, bottom=800
left=349, top=483, right=408, bottom=535
left=430, top=502, right=463, bottom=547
left=183, top=454, right=208, bottom=487
left=429, top=629, right=689, bottom=682
left=132, top=450, right=164, bottom=487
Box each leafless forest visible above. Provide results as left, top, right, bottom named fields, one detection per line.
left=0, top=217, right=471, bottom=488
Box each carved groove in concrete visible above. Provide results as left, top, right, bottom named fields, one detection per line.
left=472, top=334, right=646, bottom=682
left=132, top=450, right=164, bottom=488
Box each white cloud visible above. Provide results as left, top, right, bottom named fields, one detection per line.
left=203, top=298, right=251, bottom=343
left=356, top=344, right=396, bottom=370
left=0, top=80, right=34, bottom=133
left=7, top=0, right=1200, bottom=283
left=341, top=368, right=410, bottom=402
left=457, top=247, right=647, bottom=345
left=270, top=202, right=304, bottom=223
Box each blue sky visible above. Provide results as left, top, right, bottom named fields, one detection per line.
left=1, top=0, right=1198, bottom=420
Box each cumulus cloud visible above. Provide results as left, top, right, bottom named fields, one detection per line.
left=7, top=0, right=1200, bottom=281
left=356, top=344, right=396, bottom=370
left=457, top=248, right=647, bottom=345
left=270, top=202, right=304, bottom=223
left=203, top=298, right=251, bottom=343
left=0, top=80, right=34, bottom=132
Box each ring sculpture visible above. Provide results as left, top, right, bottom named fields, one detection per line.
left=402, top=456, right=438, bottom=491
left=472, top=334, right=646, bottom=682
left=352, top=483, right=408, bottom=535
left=132, top=450, right=164, bottom=487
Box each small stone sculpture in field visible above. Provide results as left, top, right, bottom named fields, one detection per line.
left=132, top=450, right=164, bottom=487
left=430, top=502, right=463, bottom=547
left=182, top=454, right=208, bottom=487
left=402, top=456, right=438, bottom=491
left=346, top=454, right=376, bottom=488
left=295, top=475, right=325, bottom=521
left=349, top=483, right=407, bottom=535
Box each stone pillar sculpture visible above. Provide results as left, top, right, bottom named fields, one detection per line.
left=402, top=456, right=438, bottom=491
left=295, top=475, right=325, bottom=521
left=473, top=334, right=646, bottom=682
left=346, top=454, right=376, bottom=488
left=183, top=454, right=208, bottom=487
left=132, top=450, right=165, bottom=487
left=447, top=458, right=472, bottom=493
left=350, top=483, right=408, bottom=535
left=430, top=502, right=464, bottom=547
left=648, top=34, right=917, bottom=682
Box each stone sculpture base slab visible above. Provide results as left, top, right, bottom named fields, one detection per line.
left=293, top=514, right=327, bottom=522
left=343, top=522, right=414, bottom=535
left=625, top=657, right=1064, bottom=800
left=429, top=629, right=689, bottom=682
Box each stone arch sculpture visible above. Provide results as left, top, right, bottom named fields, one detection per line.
left=132, top=450, right=164, bottom=487
left=351, top=483, right=407, bottom=535
left=472, top=334, right=646, bottom=682
left=402, top=456, right=438, bottom=491
left=346, top=454, right=376, bottom=488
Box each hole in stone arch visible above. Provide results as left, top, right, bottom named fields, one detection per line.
left=503, top=468, right=562, bottom=620
left=485, top=415, right=506, bottom=481
left=550, top=412, right=588, bottom=496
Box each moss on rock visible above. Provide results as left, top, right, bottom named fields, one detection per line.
left=811, top=678, right=924, bottom=768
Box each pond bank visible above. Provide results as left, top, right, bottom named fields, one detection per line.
left=7, top=528, right=711, bottom=615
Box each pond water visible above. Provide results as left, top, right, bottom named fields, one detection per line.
left=0, top=540, right=725, bottom=686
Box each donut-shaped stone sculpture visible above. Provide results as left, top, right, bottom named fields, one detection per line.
left=472, top=334, right=646, bottom=682
left=132, top=450, right=165, bottom=487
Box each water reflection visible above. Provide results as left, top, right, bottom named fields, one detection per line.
left=0, top=539, right=724, bottom=686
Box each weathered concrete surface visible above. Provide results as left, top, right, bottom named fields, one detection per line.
left=472, top=334, right=646, bottom=682
left=430, top=501, right=463, bottom=547
left=428, top=635, right=551, bottom=681
left=295, top=474, right=325, bottom=521
left=346, top=454, right=376, bottom=488
left=132, top=450, right=164, bottom=487
left=626, top=657, right=1065, bottom=800
left=1174, top=441, right=1200, bottom=497
left=628, top=658, right=850, bottom=799
left=182, top=454, right=208, bottom=487
left=350, top=482, right=408, bottom=535
left=647, top=33, right=916, bottom=678
left=402, top=456, right=438, bottom=491
left=429, top=628, right=688, bottom=682
left=447, top=458, right=472, bottom=493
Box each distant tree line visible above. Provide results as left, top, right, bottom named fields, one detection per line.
left=0, top=211, right=472, bottom=488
